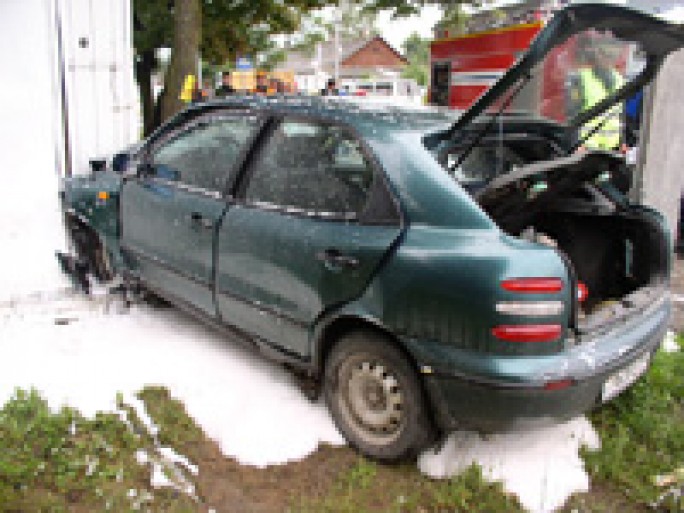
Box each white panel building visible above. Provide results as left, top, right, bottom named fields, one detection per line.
left=0, top=0, right=139, bottom=178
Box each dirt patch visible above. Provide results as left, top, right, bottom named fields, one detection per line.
left=138, top=387, right=523, bottom=513
left=193, top=443, right=358, bottom=513
left=560, top=480, right=652, bottom=513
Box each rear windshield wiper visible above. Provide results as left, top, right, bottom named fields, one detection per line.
left=448, top=72, right=532, bottom=175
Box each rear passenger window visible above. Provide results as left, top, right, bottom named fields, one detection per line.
left=152, top=115, right=257, bottom=192
left=244, top=120, right=375, bottom=216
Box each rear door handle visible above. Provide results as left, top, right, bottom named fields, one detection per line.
left=316, top=248, right=360, bottom=270
left=189, top=211, right=214, bottom=229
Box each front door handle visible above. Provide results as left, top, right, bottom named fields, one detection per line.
left=316, top=248, right=360, bottom=270
left=189, top=212, right=214, bottom=230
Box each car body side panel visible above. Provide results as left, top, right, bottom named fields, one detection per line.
left=120, top=178, right=224, bottom=316
left=338, top=225, right=572, bottom=357
left=420, top=295, right=669, bottom=432
left=62, top=172, right=125, bottom=270
left=362, top=130, right=495, bottom=230
left=216, top=204, right=401, bottom=356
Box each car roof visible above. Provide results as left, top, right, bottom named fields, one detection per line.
left=178, top=95, right=457, bottom=136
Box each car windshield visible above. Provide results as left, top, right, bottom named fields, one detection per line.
left=486, top=28, right=646, bottom=124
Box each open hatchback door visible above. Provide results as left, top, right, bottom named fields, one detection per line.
left=435, top=3, right=684, bottom=332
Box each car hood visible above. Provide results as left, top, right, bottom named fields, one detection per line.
left=446, top=3, right=684, bottom=137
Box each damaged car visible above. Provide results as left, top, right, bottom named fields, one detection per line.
left=60, top=4, right=683, bottom=461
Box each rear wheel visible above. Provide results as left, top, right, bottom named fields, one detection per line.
left=323, top=331, right=434, bottom=461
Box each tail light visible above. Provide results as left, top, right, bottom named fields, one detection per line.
left=577, top=282, right=589, bottom=303
left=492, top=324, right=562, bottom=343
left=496, top=301, right=563, bottom=316
left=543, top=379, right=574, bottom=391
left=501, top=278, right=563, bottom=293
left=496, top=278, right=564, bottom=343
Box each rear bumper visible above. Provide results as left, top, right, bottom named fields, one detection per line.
left=415, top=294, right=670, bottom=433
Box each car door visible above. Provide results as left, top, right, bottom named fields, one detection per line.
left=215, top=118, right=402, bottom=356
left=120, top=110, right=259, bottom=315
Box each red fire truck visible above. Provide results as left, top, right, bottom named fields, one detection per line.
left=430, top=22, right=544, bottom=112
left=427, top=0, right=631, bottom=124
left=430, top=19, right=634, bottom=127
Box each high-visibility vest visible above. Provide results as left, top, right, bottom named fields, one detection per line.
left=578, top=68, right=624, bottom=150
left=179, top=74, right=197, bottom=103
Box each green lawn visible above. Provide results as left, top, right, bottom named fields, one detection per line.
left=0, top=338, right=681, bottom=513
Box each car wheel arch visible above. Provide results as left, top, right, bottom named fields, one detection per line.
left=316, top=315, right=440, bottom=457
left=313, top=315, right=438, bottom=424
left=63, top=212, right=114, bottom=281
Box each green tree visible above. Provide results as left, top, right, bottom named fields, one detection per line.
left=133, top=0, right=173, bottom=135
left=134, top=0, right=486, bottom=132
left=401, top=32, right=429, bottom=86
left=290, top=4, right=379, bottom=56
left=134, top=0, right=333, bottom=133
left=161, top=0, right=201, bottom=123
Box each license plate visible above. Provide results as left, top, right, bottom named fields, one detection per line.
left=602, top=352, right=650, bottom=402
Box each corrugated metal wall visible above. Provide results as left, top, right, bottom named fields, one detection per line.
left=55, top=0, right=139, bottom=176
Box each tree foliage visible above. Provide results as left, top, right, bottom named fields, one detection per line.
left=133, top=0, right=486, bottom=132
left=401, top=32, right=430, bottom=86
left=287, top=5, right=379, bottom=57
left=133, top=0, right=333, bottom=131
left=366, top=0, right=486, bottom=18
left=160, top=0, right=201, bottom=122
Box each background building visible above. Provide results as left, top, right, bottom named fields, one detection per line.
left=276, top=36, right=408, bottom=94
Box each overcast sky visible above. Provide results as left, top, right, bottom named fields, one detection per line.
left=376, top=5, right=443, bottom=51
left=376, top=1, right=523, bottom=51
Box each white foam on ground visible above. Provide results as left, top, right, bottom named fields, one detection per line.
left=0, top=303, right=345, bottom=466
left=662, top=330, right=680, bottom=352
left=419, top=418, right=600, bottom=513
left=0, top=291, right=606, bottom=511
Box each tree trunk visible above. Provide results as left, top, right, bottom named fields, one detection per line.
left=160, top=0, right=201, bottom=123
left=135, top=49, right=156, bottom=136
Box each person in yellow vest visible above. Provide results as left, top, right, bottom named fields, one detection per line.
left=567, top=36, right=625, bottom=150
left=179, top=74, right=197, bottom=103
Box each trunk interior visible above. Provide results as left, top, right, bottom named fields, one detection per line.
left=475, top=152, right=669, bottom=333
left=514, top=210, right=668, bottom=332
left=435, top=130, right=670, bottom=333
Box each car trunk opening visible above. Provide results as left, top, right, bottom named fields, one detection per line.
left=429, top=3, right=684, bottom=336
left=474, top=151, right=669, bottom=334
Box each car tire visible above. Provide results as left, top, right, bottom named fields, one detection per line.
left=323, top=330, right=435, bottom=462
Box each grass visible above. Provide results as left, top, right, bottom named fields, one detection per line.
left=564, top=335, right=684, bottom=512
left=136, top=387, right=525, bottom=513
left=136, top=386, right=206, bottom=464
left=289, top=458, right=524, bottom=513
left=0, top=339, right=681, bottom=512
left=0, top=388, right=198, bottom=512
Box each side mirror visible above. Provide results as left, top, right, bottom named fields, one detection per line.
left=89, top=158, right=106, bottom=173
left=111, top=152, right=131, bottom=174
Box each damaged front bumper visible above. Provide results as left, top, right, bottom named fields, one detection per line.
left=409, top=294, right=670, bottom=433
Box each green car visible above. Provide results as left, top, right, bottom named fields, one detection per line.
left=60, top=5, right=683, bottom=461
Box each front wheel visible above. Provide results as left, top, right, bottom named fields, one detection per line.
left=323, top=331, right=435, bottom=461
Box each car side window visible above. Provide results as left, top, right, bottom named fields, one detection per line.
left=244, top=120, right=375, bottom=217
left=152, top=114, right=257, bottom=192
